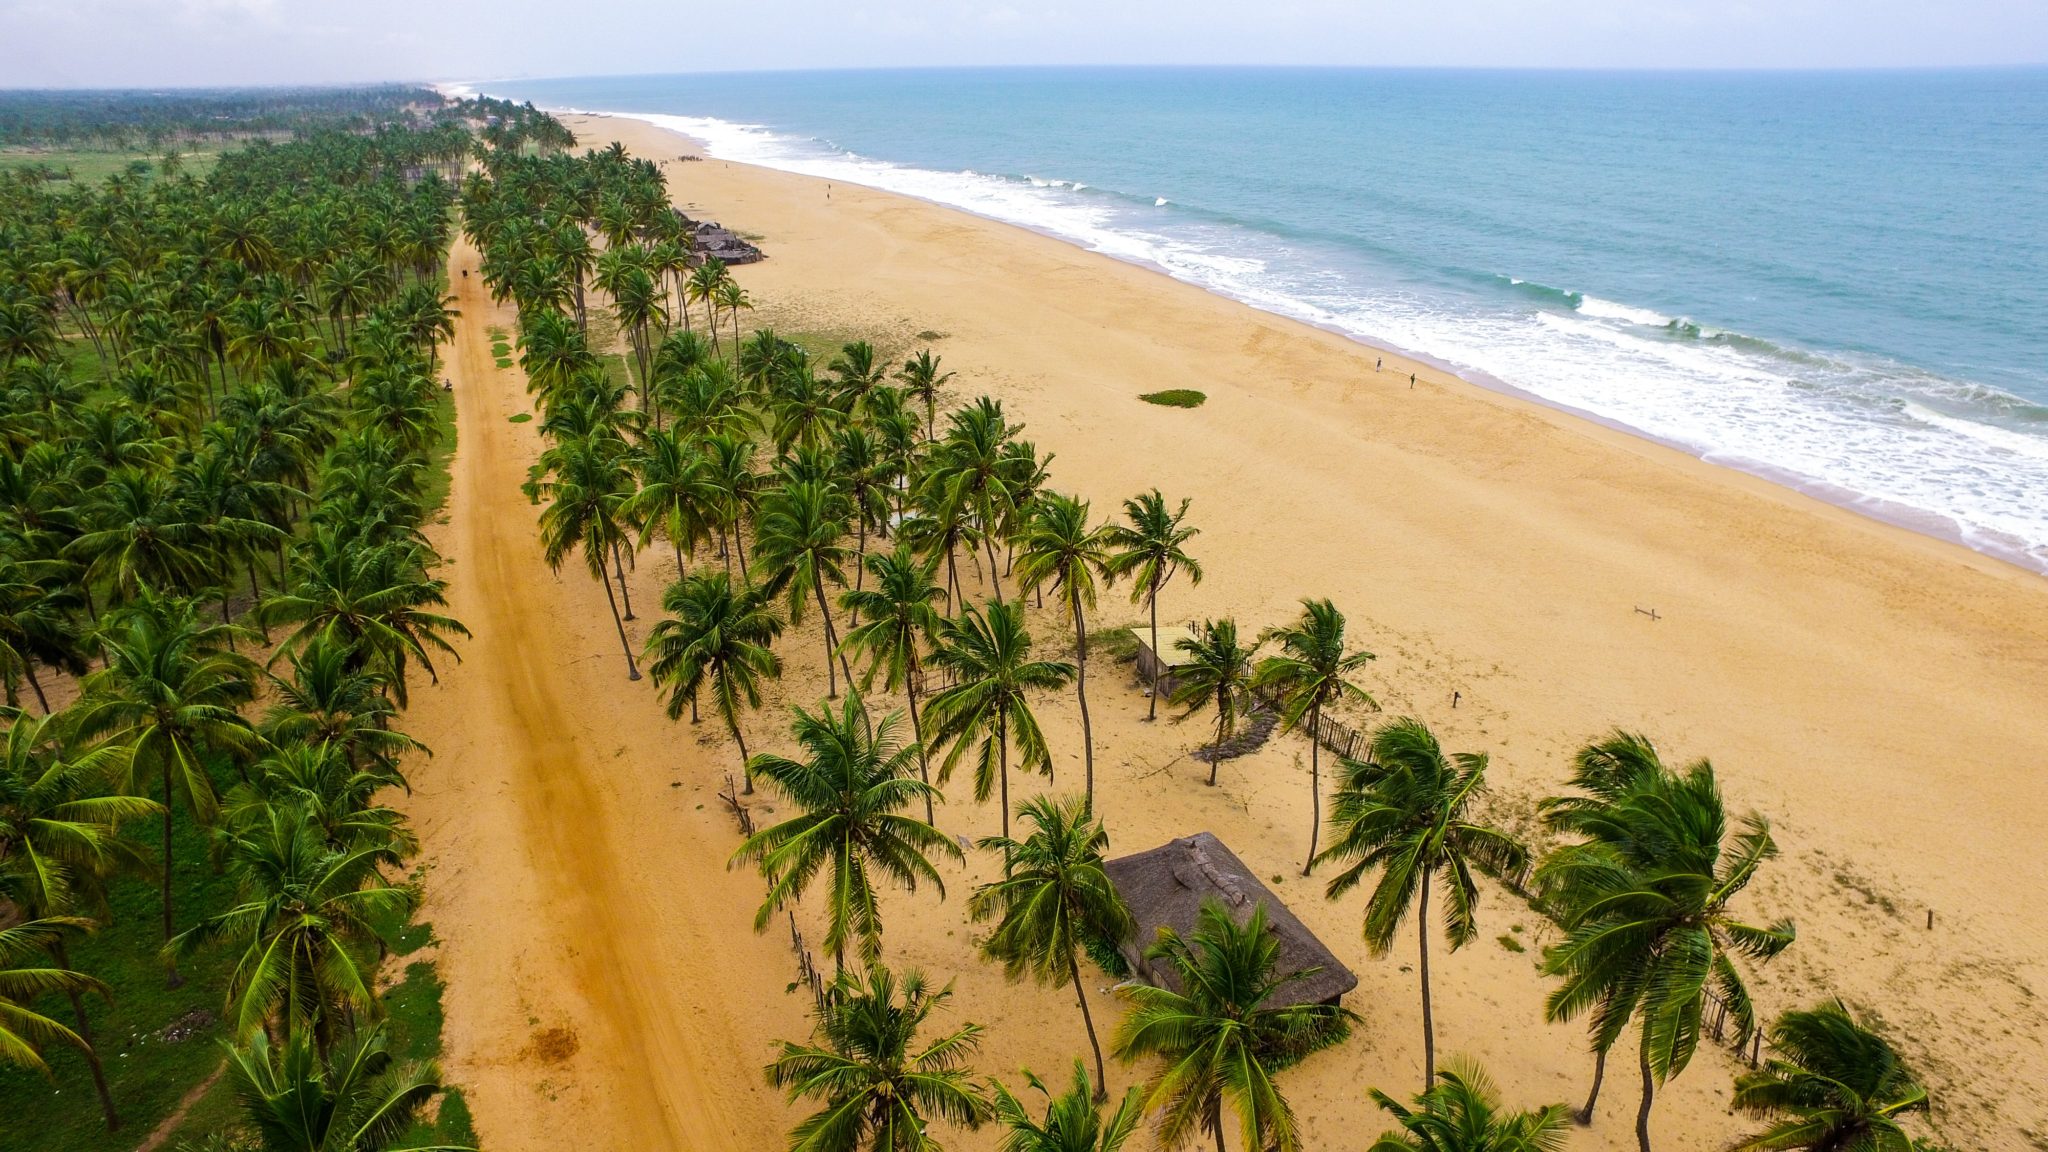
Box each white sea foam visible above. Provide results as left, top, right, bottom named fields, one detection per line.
left=1576, top=295, right=1674, bottom=327
left=601, top=107, right=2048, bottom=570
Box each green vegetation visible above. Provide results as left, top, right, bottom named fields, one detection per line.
left=1138, top=388, right=1205, bottom=408
left=0, top=88, right=519, bottom=1148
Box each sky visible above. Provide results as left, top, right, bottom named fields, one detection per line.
left=4, top=0, right=2047, bottom=88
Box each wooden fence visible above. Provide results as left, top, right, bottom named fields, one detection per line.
left=787, top=910, right=828, bottom=1011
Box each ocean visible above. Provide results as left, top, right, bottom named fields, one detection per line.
left=472, top=68, right=2048, bottom=573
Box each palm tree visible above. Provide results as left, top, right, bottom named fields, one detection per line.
left=71, top=588, right=260, bottom=977
left=1013, top=493, right=1114, bottom=804
left=1538, top=733, right=1796, bottom=1152
left=0, top=917, right=108, bottom=1078
left=993, top=1061, right=1146, bottom=1152
left=1317, top=718, right=1528, bottom=1092
left=261, top=534, right=469, bottom=708
left=261, top=637, right=423, bottom=777
left=224, top=1022, right=468, bottom=1152
left=922, top=600, right=1074, bottom=844
left=1111, top=900, right=1353, bottom=1152
left=970, top=794, right=1133, bottom=1099
left=768, top=964, right=991, bottom=1152
left=1365, top=1061, right=1572, bottom=1152
left=528, top=434, right=643, bottom=679
left=1252, top=598, right=1376, bottom=875
left=0, top=712, right=156, bottom=1128
left=754, top=478, right=856, bottom=697
left=643, top=570, right=784, bottom=788
left=733, top=691, right=956, bottom=970
left=717, top=279, right=752, bottom=353
left=1730, top=1000, right=1929, bottom=1152
left=1167, top=618, right=1254, bottom=786
left=170, top=803, right=413, bottom=1050
left=0, top=557, right=88, bottom=714
left=894, top=350, right=953, bottom=442
left=1102, top=490, right=1201, bottom=722
left=839, top=544, right=947, bottom=822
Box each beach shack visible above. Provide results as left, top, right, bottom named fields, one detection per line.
left=1102, top=832, right=1358, bottom=1007
left=1127, top=623, right=1199, bottom=701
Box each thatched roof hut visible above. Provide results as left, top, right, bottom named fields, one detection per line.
left=1103, top=832, right=1358, bottom=1007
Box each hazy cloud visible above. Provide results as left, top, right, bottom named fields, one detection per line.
left=1, top=0, right=2044, bottom=88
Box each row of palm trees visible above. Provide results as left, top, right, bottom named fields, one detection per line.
left=0, top=105, right=513, bottom=1147
left=474, top=139, right=1944, bottom=1152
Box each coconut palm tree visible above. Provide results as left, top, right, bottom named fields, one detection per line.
left=261, top=637, right=423, bottom=777
left=1538, top=733, right=1796, bottom=1152
left=70, top=588, right=261, bottom=976
left=0, top=917, right=108, bottom=1079
left=644, top=570, right=784, bottom=787
left=1365, top=1060, right=1572, bottom=1152
left=261, top=533, right=469, bottom=707
left=1111, top=900, right=1353, bottom=1152
left=1252, top=598, right=1376, bottom=875
left=223, top=1022, right=467, bottom=1152
left=1013, top=493, right=1114, bottom=804
left=717, top=279, right=753, bottom=355
left=970, top=794, right=1133, bottom=1099
left=0, top=714, right=152, bottom=1129
left=169, top=802, right=414, bottom=1050
left=1317, top=718, right=1528, bottom=1092
left=1730, top=1000, right=1929, bottom=1152
left=839, top=544, right=947, bottom=822
left=992, top=1061, right=1146, bottom=1152
left=894, top=350, right=954, bottom=442
left=1102, top=490, right=1201, bottom=722
left=1167, top=618, right=1254, bottom=786
left=922, top=600, right=1074, bottom=844
left=733, top=690, right=957, bottom=970
left=768, top=964, right=992, bottom=1152
left=527, top=434, right=643, bottom=679
left=0, top=557, right=88, bottom=714
left=754, top=478, right=856, bottom=697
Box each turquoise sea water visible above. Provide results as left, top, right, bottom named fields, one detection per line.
left=474, top=68, right=2048, bottom=571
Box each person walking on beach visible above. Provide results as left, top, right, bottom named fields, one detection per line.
left=1410, top=372, right=1416, bottom=389
left=1376, top=357, right=1382, bottom=372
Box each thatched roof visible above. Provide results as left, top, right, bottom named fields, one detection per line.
left=1103, top=833, right=1358, bottom=1006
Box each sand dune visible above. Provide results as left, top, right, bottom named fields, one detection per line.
left=395, top=115, right=2048, bottom=1151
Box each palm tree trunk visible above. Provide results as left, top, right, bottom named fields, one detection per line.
left=160, top=764, right=183, bottom=988
left=247, top=565, right=270, bottom=643
left=1145, top=587, right=1161, bottom=721
left=23, top=664, right=50, bottom=715
left=1636, top=1041, right=1656, bottom=1152
left=596, top=566, right=642, bottom=681
left=982, top=518, right=1004, bottom=603
left=1418, top=869, right=1436, bottom=1093
left=1210, top=1093, right=1227, bottom=1152
left=730, top=705, right=751, bottom=793
left=51, top=939, right=119, bottom=1131
left=812, top=570, right=851, bottom=697
left=1208, top=707, right=1224, bottom=786
left=1069, top=949, right=1109, bottom=1102
left=906, top=662, right=933, bottom=825
left=1577, top=1045, right=1608, bottom=1125
left=851, top=516, right=867, bottom=626
left=1072, top=599, right=1096, bottom=806
left=611, top=541, right=635, bottom=621
left=1301, top=707, right=1321, bottom=876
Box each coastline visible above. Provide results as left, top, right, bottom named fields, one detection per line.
left=402, top=102, right=2048, bottom=1152
left=564, top=102, right=2048, bottom=579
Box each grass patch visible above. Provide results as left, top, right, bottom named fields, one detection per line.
left=507, top=412, right=532, bottom=424
left=1139, top=389, right=1206, bottom=409
left=489, top=342, right=510, bottom=358
left=380, top=961, right=477, bottom=1148
left=0, top=147, right=225, bottom=185
left=1497, top=934, right=1526, bottom=954
left=913, top=330, right=947, bottom=342
left=1088, top=625, right=1142, bottom=665
left=419, top=389, right=458, bottom=518
left=0, top=773, right=243, bottom=1152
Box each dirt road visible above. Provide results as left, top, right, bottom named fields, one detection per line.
left=399, top=241, right=798, bottom=1151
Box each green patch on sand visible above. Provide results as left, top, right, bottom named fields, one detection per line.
left=508, top=412, right=533, bottom=423
left=1140, top=389, right=1207, bottom=409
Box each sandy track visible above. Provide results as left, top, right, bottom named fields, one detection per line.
left=399, top=241, right=796, bottom=1150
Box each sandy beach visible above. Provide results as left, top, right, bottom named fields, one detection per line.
left=395, top=111, right=2048, bottom=1151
